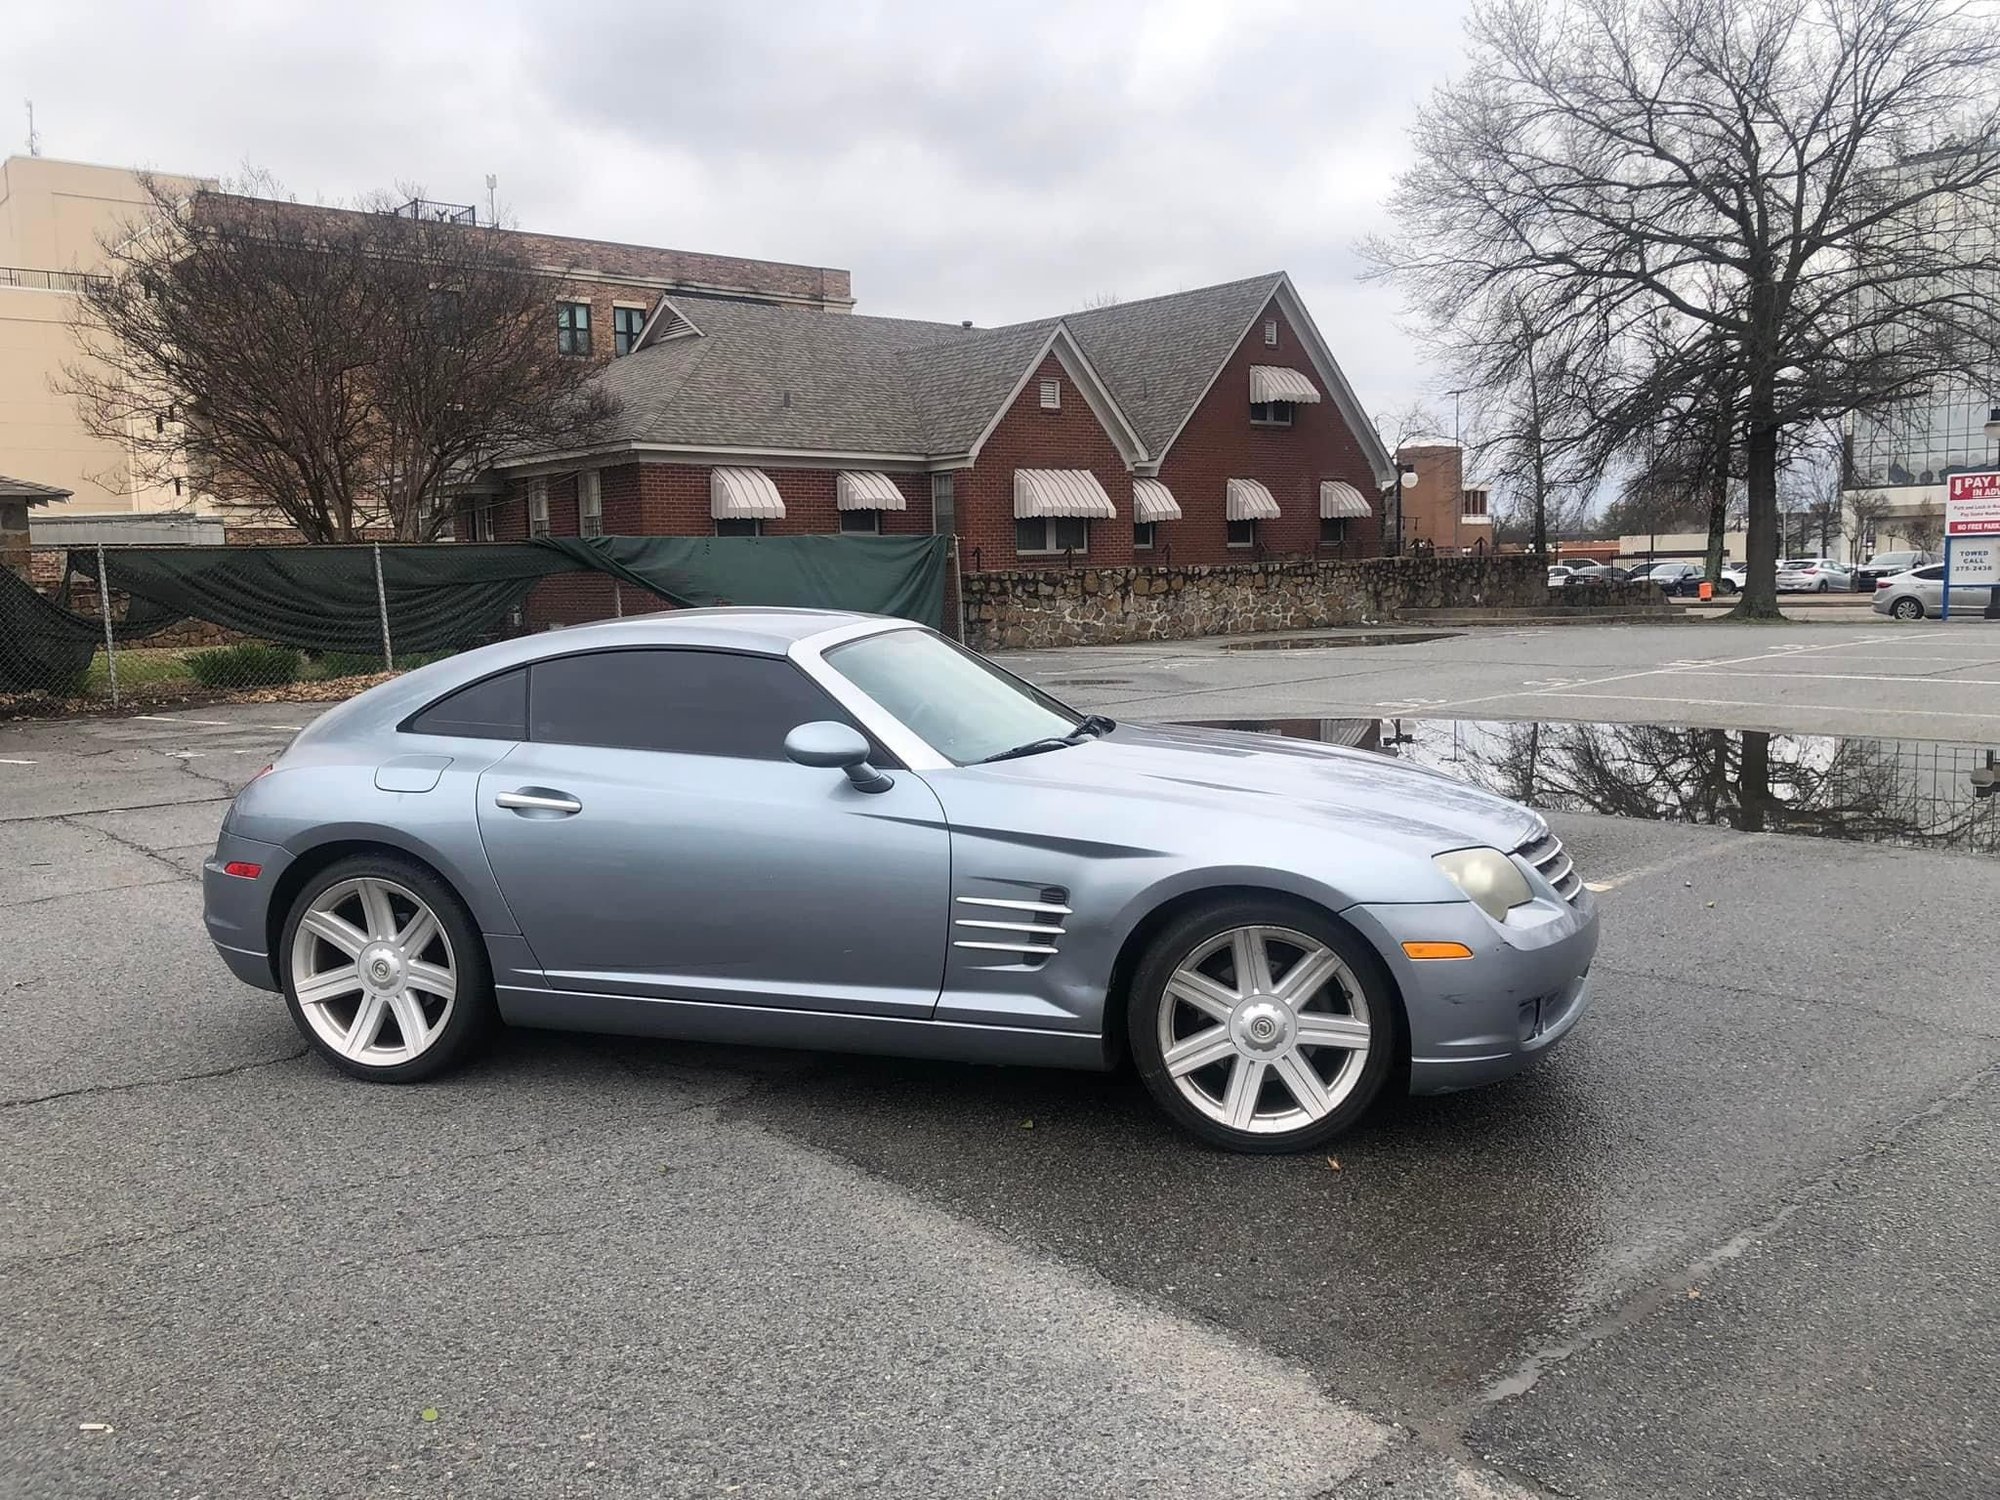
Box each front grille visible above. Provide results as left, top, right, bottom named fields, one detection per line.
left=1516, top=831, right=1584, bottom=904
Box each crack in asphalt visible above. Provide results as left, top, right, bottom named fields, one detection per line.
left=52, top=811, right=197, bottom=881
left=1462, top=1057, right=2000, bottom=1414
left=0, top=874, right=187, bottom=912
left=1589, top=958, right=2000, bottom=1044
left=0, top=1047, right=308, bottom=1111
left=0, top=794, right=232, bottom=827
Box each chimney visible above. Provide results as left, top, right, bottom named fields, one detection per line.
left=961, top=320, right=973, bottom=329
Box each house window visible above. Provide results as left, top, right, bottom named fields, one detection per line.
left=1039, top=378, right=1061, bottom=410
left=1461, top=488, right=1489, bottom=518
left=528, top=480, right=549, bottom=536
left=1016, top=516, right=1088, bottom=554
left=476, top=505, right=495, bottom=542
left=1249, top=400, right=1295, bottom=426
left=1133, top=520, right=1157, bottom=550
left=838, top=509, right=880, bottom=534
left=1319, top=517, right=1347, bottom=546
left=716, top=517, right=763, bottom=537
left=613, top=306, right=647, bottom=356
left=578, top=472, right=603, bottom=536
left=1263, top=319, right=1279, bottom=347
left=1227, top=518, right=1257, bottom=548
left=931, top=472, right=957, bottom=535
left=556, top=301, right=592, bottom=356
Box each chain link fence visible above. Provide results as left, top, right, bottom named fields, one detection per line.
left=1, top=542, right=639, bottom=716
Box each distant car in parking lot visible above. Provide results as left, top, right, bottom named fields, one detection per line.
left=1638, top=560, right=1735, bottom=597
left=1776, top=558, right=1851, bottom=593
left=1872, top=564, right=1989, bottom=620
left=1851, top=550, right=1937, bottom=591
left=1557, top=564, right=1630, bottom=587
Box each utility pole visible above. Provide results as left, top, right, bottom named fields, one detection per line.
left=25, top=100, right=40, bottom=157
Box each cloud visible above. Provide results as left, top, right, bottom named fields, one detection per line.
left=2, top=0, right=1475, bottom=419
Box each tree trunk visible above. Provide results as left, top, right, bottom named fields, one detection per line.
left=1704, top=403, right=1729, bottom=584
left=1735, top=418, right=1783, bottom=618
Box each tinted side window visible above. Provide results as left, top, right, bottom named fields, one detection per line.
left=408, top=668, right=527, bottom=739
left=528, top=648, right=857, bottom=760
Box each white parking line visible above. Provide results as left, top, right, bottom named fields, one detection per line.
left=0, top=757, right=36, bottom=765
left=1540, top=690, right=2000, bottom=723
left=132, top=715, right=232, bottom=727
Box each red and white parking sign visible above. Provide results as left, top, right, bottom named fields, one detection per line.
left=1947, top=472, right=2000, bottom=535
left=1944, top=478, right=2000, bottom=536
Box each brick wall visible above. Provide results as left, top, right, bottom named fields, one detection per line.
left=955, top=352, right=1134, bottom=571
left=1151, top=298, right=1385, bottom=566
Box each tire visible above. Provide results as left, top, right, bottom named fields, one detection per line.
left=279, top=852, right=496, bottom=1082
left=1127, top=898, right=1400, bottom=1153
left=1816, top=579, right=1829, bottom=593
left=1718, top=579, right=1738, bottom=596
left=1890, top=597, right=1924, bottom=621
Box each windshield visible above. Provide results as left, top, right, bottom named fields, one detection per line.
left=825, top=628, right=1082, bottom=765
left=1868, top=553, right=1915, bottom=568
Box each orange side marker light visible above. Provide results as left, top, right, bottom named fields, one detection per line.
left=1402, top=941, right=1474, bottom=960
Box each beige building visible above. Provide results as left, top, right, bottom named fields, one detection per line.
left=1394, top=442, right=1493, bottom=554
left=0, top=155, right=208, bottom=521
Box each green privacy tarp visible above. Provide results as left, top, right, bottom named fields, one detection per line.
left=0, top=566, right=181, bottom=694
left=535, top=535, right=949, bottom=632
left=74, top=543, right=580, bottom=655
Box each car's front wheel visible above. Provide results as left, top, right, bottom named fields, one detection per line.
left=1718, top=579, right=1738, bottom=596
left=280, top=853, right=495, bottom=1082
left=1128, top=900, right=1398, bottom=1153
left=1891, top=596, right=1925, bottom=621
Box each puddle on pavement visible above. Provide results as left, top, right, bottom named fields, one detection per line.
left=1179, top=716, right=2000, bottom=856
left=1222, top=631, right=1459, bottom=651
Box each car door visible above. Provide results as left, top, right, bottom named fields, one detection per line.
left=475, top=646, right=951, bottom=1019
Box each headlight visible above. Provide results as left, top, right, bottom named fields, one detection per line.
left=1433, top=847, right=1533, bottom=922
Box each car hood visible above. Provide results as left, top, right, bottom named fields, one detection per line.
left=962, top=721, right=1546, bottom=856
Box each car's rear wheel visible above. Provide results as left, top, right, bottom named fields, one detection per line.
left=1128, top=900, right=1398, bottom=1153
left=1891, top=596, right=1925, bottom=621
left=1816, top=579, right=1830, bottom=593
left=1718, top=579, right=1738, bottom=596
left=280, top=854, right=495, bottom=1082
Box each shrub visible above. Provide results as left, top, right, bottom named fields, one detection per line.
left=185, top=643, right=302, bottom=688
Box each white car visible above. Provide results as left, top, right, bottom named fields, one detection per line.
left=1776, top=558, right=1850, bottom=593
left=1871, top=564, right=1991, bottom=620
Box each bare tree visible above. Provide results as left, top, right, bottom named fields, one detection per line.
left=1904, top=504, right=1947, bottom=553
left=67, top=176, right=617, bottom=541
left=1366, top=0, right=2000, bottom=618
left=1846, top=489, right=1895, bottom=559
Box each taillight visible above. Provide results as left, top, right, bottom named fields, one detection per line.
left=1875, top=579, right=1891, bottom=589
left=223, top=861, right=262, bottom=879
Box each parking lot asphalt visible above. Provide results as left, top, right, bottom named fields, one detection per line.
left=5, top=619, right=1998, bottom=1499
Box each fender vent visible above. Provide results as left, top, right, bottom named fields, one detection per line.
left=952, top=886, right=1070, bottom=962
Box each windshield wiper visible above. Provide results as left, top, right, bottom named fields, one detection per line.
left=977, top=714, right=1117, bottom=765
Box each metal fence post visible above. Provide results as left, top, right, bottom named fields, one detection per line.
left=95, top=541, right=119, bottom=707
left=372, top=543, right=395, bottom=670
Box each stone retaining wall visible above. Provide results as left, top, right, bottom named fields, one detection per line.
left=961, top=556, right=1653, bottom=650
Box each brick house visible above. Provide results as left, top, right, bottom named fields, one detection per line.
left=465, top=272, right=1396, bottom=623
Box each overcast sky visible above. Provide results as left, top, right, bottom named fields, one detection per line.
left=6, top=0, right=1474, bottom=427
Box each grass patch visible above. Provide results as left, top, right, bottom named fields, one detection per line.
left=84, top=648, right=195, bottom=694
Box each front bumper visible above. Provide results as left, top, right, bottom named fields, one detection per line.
left=201, top=832, right=292, bottom=992
left=1345, top=885, right=1599, bottom=1095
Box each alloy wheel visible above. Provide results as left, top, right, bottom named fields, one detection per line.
left=289, top=876, right=458, bottom=1066
left=1156, top=924, right=1372, bottom=1136
left=1892, top=597, right=1923, bottom=620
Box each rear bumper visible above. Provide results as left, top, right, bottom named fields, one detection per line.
left=1345, top=887, right=1600, bottom=1095
left=201, top=832, right=291, bottom=992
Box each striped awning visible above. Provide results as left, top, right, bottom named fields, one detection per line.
left=1225, top=478, right=1282, bottom=521
left=711, top=467, right=786, bottom=520
left=1013, top=469, right=1117, bottom=519
left=1249, top=366, right=1322, bottom=405
left=1319, top=480, right=1373, bottom=519
left=1132, top=479, right=1183, bottom=523
left=836, top=471, right=908, bottom=511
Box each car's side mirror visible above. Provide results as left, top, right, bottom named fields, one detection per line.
left=784, top=720, right=893, bottom=794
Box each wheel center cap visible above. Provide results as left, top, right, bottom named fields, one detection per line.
left=1230, top=999, right=1293, bottom=1056
left=361, top=944, right=402, bottom=991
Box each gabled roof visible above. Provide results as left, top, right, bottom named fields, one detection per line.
left=0, top=474, right=72, bottom=504
left=509, top=272, right=1390, bottom=480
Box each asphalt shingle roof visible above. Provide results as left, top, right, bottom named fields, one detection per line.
left=579, top=273, right=1290, bottom=464
left=0, top=474, right=73, bottom=503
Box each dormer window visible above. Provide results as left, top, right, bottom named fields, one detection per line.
left=1249, top=400, right=1296, bottom=426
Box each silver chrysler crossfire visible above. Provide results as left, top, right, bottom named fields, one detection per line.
left=202, top=609, right=1598, bottom=1153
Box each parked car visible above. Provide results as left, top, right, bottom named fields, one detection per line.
left=1776, top=558, right=1851, bottom=593
left=1851, top=550, right=1937, bottom=591
left=1639, top=560, right=1727, bottom=597
left=1872, top=563, right=1989, bottom=620
left=1719, top=563, right=1748, bottom=593
left=201, top=609, right=1599, bottom=1154
left=1546, top=565, right=1575, bottom=586
left=1558, top=564, right=1629, bottom=587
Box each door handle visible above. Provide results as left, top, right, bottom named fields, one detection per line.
left=495, top=789, right=582, bottom=815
